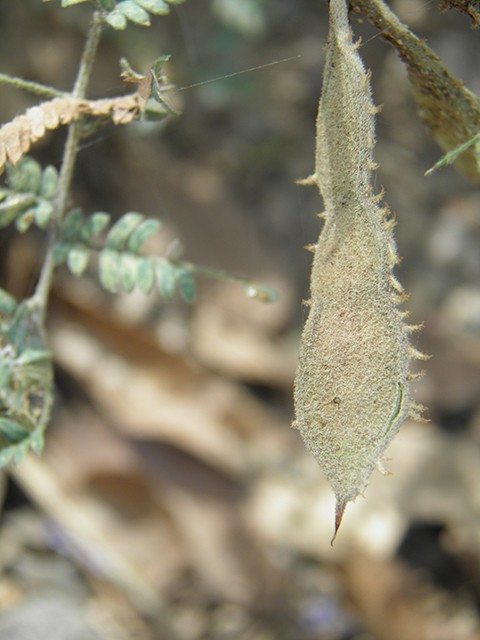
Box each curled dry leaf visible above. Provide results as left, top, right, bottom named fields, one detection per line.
left=0, top=98, right=80, bottom=169
left=293, top=0, right=427, bottom=542
left=85, top=95, right=140, bottom=125
left=0, top=95, right=140, bottom=175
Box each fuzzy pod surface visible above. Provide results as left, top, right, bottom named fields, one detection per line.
left=293, top=0, right=426, bottom=542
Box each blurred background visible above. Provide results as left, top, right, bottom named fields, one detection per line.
left=1, top=0, right=480, bottom=638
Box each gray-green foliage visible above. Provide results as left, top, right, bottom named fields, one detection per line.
left=53, top=205, right=197, bottom=301
left=54, top=0, right=184, bottom=30
left=2, top=156, right=276, bottom=306
left=0, top=158, right=57, bottom=231
left=0, top=292, right=53, bottom=466
left=426, top=131, right=480, bottom=176
left=0, top=0, right=277, bottom=469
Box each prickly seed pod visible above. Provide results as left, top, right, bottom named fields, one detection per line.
left=292, top=0, right=427, bottom=543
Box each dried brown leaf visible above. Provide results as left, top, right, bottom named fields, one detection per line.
left=83, top=96, right=139, bottom=121
left=83, top=98, right=117, bottom=116
left=17, top=117, right=32, bottom=155
left=40, top=97, right=65, bottom=129
left=113, top=95, right=140, bottom=123
left=0, top=95, right=140, bottom=175
left=2, top=121, right=23, bottom=165
left=81, top=95, right=139, bottom=125
left=0, top=98, right=78, bottom=174
left=59, top=100, right=80, bottom=125
left=137, top=72, right=153, bottom=108
left=26, top=105, right=47, bottom=140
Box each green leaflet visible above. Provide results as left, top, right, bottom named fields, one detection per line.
left=67, top=244, right=91, bottom=275
left=155, top=260, right=176, bottom=299
left=135, top=0, right=170, bottom=13
left=116, top=1, right=151, bottom=25
left=99, top=248, right=121, bottom=291
left=119, top=253, right=138, bottom=292
left=136, top=257, right=155, bottom=293
left=106, top=212, right=144, bottom=250
left=39, top=165, right=59, bottom=199
left=6, top=157, right=42, bottom=194
left=53, top=241, right=73, bottom=266
left=175, top=267, right=196, bottom=303
left=0, top=193, right=37, bottom=229
left=0, top=419, right=31, bottom=446
left=126, top=219, right=160, bottom=253
left=15, top=210, right=35, bottom=233
left=103, top=0, right=183, bottom=30
left=0, top=159, right=58, bottom=233
left=0, top=290, right=18, bottom=318
left=61, top=0, right=90, bottom=5
left=63, top=208, right=83, bottom=242
left=106, top=10, right=128, bottom=29
left=33, top=200, right=54, bottom=229
left=78, top=212, right=111, bottom=244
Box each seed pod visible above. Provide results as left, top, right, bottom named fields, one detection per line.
left=293, top=0, right=426, bottom=542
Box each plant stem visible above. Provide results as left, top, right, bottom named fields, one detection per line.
left=0, top=73, right=65, bottom=98
left=177, top=260, right=279, bottom=302
left=32, top=9, right=104, bottom=320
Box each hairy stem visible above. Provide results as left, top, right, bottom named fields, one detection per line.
left=32, top=9, right=104, bottom=319
left=0, top=73, right=65, bottom=98
left=178, top=260, right=278, bottom=301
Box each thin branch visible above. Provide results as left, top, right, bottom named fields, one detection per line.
left=0, top=73, right=65, bottom=99
left=32, top=9, right=105, bottom=319
left=178, top=260, right=279, bottom=302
